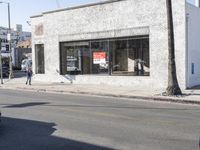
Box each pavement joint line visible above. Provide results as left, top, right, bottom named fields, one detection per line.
left=0, top=85, right=200, bottom=105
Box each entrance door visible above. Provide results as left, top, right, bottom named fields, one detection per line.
left=35, top=44, right=45, bottom=74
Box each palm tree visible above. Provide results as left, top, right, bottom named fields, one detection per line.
left=166, top=0, right=182, bottom=95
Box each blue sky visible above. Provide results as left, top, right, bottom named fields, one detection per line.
left=0, top=0, right=196, bottom=31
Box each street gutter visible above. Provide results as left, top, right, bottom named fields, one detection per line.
left=0, top=86, right=199, bottom=105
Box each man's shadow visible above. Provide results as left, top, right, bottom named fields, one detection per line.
left=0, top=117, right=113, bottom=150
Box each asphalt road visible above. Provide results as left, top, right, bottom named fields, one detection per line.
left=0, top=89, right=199, bottom=150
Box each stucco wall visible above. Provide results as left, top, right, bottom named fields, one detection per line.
left=31, top=0, right=186, bottom=90
left=186, top=3, right=200, bottom=88
left=31, top=16, right=44, bottom=75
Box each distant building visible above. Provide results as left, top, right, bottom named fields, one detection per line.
left=0, top=24, right=31, bottom=51
left=14, top=39, right=32, bottom=69
left=17, top=39, right=31, bottom=49
left=31, top=0, right=200, bottom=90
left=0, top=24, right=31, bottom=66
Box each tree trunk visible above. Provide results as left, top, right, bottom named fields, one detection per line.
left=166, top=0, right=182, bottom=95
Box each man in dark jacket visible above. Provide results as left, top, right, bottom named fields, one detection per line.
left=26, top=67, right=33, bottom=85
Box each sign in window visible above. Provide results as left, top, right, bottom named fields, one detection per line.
left=93, top=52, right=106, bottom=64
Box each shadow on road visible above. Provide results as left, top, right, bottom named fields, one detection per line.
left=0, top=117, right=114, bottom=150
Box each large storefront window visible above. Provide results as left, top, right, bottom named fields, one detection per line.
left=60, top=42, right=90, bottom=75
left=60, top=36, right=149, bottom=76
left=35, top=44, right=45, bottom=74
left=110, top=38, right=149, bottom=76
left=110, top=39, right=128, bottom=74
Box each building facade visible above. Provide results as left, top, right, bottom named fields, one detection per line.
left=31, top=0, right=200, bottom=90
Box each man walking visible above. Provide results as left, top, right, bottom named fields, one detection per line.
left=26, top=67, right=33, bottom=85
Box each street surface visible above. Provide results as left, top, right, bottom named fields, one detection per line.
left=0, top=89, right=199, bottom=150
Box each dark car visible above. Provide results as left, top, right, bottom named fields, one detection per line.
left=0, top=64, right=9, bottom=77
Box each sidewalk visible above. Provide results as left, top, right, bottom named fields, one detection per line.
left=0, top=76, right=200, bottom=105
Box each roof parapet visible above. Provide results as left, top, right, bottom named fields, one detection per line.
left=30, top=0, right=125, bottom=18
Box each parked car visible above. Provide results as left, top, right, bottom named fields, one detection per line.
left=21, top=59, right=32, bottom=71
left=0, top=64, right=9, bottom=77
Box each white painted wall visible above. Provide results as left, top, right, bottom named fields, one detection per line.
left=195, top=0, right=200, bottom=7
left=31, top=16, right=44, bottom=76
left=31, top=0, right=186, bottom=90
left=186, top=3, right=200, bottom=88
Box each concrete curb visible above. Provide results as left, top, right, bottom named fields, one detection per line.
left=1, top=86, right=199, bottom=105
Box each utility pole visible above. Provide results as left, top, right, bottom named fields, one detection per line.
left=0, top=1, right=13, bottom=79
left=7, top=2, right=13, bottom=79
left=56, top=0, right=60, bottom=8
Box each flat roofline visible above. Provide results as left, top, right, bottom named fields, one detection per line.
left=30, top=0, right=125, bottom=18
left=31, top=14, right=43, bottom=18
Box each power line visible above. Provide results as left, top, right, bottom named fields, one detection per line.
left=56, top=0, right=60, bottom=8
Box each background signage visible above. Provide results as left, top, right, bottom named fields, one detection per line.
left=93, top=52, right=106, bottom=64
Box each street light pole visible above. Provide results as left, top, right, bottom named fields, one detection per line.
left=0, top=1, right=13, bottom=79
left=7, top=2, right=13, bottom=79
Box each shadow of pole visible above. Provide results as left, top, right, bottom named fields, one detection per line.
left=62, top=75, right=76, bottom=84
left=4, top=102, right=50, bottom=108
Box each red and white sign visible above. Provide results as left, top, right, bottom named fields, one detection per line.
left=93, top=52, right=106, bottom=64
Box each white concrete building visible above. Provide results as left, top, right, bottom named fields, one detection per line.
left=31, top=0, right=200, bottom=90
